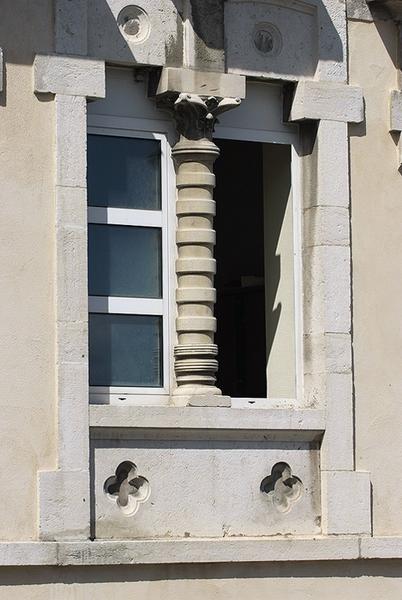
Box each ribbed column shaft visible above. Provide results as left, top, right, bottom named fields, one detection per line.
left=172, top=137, right=221, bottom=397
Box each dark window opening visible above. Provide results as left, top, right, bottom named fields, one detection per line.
left=214, top=139, right=267, bottom=398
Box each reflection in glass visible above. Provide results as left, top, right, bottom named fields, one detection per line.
left=88, top=224, right=162, bottom=298
left=89, top=313, right=163, bottom=387
left=87, top=135, right=161, bottom=210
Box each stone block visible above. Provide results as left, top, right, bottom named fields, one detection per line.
left=55, top=0, right=87, bottom=55
left=34, top=54, right=105, bottom=98
left=57, top=321, right=88, bottom=364
left=225, top=0, right=318, bottom=80
left=93, top=439, right=320, bottom=539
left=347, top=0, right=374, bottom=21
left=155, top=67, right=246, bottom=99
left=320, top=373, right=354, bottom=471
left=57, top=362, right=89, bottom=472
left=187, top=395, right=232, bottom=408
left=315, top=0, right=347, bottom=82
left=321, top=470, right=371, bottom=535
left=0, top=48, right=3, bottom=92
left=303, top=245, right=351, bottom=335
left=304, top=206, right=350, bottom=247
left=55, top=95, right=87, bottom=188
left=56, top=186, right=87, bottom=229
left=56, top=221, right=88, bottom=323
left=38, top=470, right=90, bottom=540
left=290, top=81, right=364, bottom=123
left=304, top=333, right=352, bottom=375
left=390, top=90, right=402, bottom=132
left=87, top=0, right=182, bottom=67
left=303, top=121, right=349, bottom=209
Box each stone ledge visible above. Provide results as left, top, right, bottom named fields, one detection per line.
left=360, top=537, right=402, bottom=558
left=89, top=406, right=325, bottom=441
left=0, top=537, right=359, bottom=566
left=4, top=537, right=402, bottom=566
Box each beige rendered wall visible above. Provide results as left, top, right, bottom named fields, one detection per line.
left=349, top=18, right=402, bottom=535
left=0, top=1, right=55, bottom=540
left=0, top=561, right=402, bottom=599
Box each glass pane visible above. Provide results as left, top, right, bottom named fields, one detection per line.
left=88, top=224, right=162, bottom=298
left=89, top=313, right=163, bottom=387
left=87, top=135, right=161, bottom=210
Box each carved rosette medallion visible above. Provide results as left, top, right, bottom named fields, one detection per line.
left=253, top=22, right=282, bottom=57
left=117, top=5, right=151, bottom=44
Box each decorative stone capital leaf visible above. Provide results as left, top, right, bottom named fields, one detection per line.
left=158, top=92, right=241, bottom=140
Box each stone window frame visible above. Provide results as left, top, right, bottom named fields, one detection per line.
left=32, top=53, right=372, bottom=546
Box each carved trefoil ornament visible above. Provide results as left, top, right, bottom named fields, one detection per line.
left=104, top=461, right=150, bottom=516
left=260, top=462, right=303, bottom=513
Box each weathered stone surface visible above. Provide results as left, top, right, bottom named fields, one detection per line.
left=93, top=440, right=320, bottom=538
left=155, top=67, right=246, bottom=99
left=289, top=81, right=364, bottom=123
left=0, top=47, right=3, bottom=92
left=187, top=395, right=231, bottom=407
left=304, top=206, right=350, bottom=248
left=87, top=0, right=182, bottom=66
left=38, top=470, right=90, bottom=541
left=34, top=54, right=105, bottom=98
left=347, top=0, right=373, bottom=21
left=225, top=0, right=318, bottom=80
left=55, top=0, right=87, bottom=55
left=187, top=0, right=225, bottom=71
left=390, top=89, right=402, bottom=131
left=321, top=471, right=371, bottom=534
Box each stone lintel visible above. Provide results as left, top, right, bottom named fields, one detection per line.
left=33, top=54, right=105, bottom=99
left=154, top=67, right=246, bottom=100
left=289, top=80, right=364, bottom=123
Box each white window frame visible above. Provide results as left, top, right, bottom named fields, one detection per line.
left=87, top=125, right=174, bottom=406
left=213, top=123, right=303, bottom=409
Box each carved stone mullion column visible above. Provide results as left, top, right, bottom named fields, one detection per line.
left=173, top=136, right=220, bottom=398
left=168, top=93, right=241, bottom=403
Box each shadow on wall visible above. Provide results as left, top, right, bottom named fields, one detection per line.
left=87, top=0, right=184, bottom=67
left=2, top=560, right=402, bottom=586
left=0, top=0, right=54, bottom=106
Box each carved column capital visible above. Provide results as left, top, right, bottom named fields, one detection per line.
left=158, top=92, right=241, bottom=140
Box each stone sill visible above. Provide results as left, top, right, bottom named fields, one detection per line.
left=89, top=406, right=325, bottom=441
left=1, top=537, right=402, bottom=566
